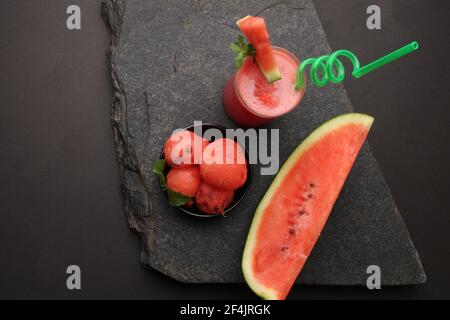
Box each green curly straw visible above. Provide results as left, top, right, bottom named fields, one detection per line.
left=295, top=41, right=419, bottom=90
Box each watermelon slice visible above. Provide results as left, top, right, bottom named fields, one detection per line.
left=242, top=113, right=374, bottom=300
left=237, top=15, right=282, bottom=83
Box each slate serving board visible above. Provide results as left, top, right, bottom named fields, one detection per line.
left=101, top=0, right=426, bottom=284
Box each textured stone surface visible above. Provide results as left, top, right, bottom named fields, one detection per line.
left=101, top=0, right=426, bottom=284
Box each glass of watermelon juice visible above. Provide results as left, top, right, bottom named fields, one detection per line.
left=223, top=47, right=305, bottom=128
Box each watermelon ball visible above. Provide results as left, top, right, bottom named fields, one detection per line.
left=200, top=138, right=247, bottom=191
left=195, top=180, right=234, bottom=215
left=166, top=166, right=202, bottom=207
left=164, top=130, right=209, bottom=168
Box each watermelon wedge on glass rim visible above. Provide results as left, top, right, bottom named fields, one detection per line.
left=242, top=113, right=374, bottom=300
left=237, top=15, right=282, bottom=83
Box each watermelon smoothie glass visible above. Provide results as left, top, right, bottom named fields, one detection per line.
left=223, top=47, right=306, bottom=127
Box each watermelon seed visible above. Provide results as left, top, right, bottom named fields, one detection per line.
left=310, top=182, right=315, bottom=188
left=281, top=246, right=289, bottom=252
left=307, top=193, right=314, bottom=199
left=298, top=209, right=307, bottom=216
left=289, top=229, right=296, bottom=235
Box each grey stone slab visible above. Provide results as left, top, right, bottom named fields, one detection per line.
left=101, top=0, right=426, bottom=284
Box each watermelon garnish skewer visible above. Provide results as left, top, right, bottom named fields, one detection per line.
left=233, top=15, right=282, bottom=83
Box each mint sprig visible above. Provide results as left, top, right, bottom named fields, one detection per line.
left=230, top=35, right=255, bottom=69
left=152, top=159, right=192, bottom=207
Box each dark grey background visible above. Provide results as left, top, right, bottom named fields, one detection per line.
left=0, top=0, right=448, bottom=299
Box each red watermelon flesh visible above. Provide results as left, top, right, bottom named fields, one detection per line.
left=164, top=130, right=209, bottom=168
left=237, top=15, right=282, bottom=83
left=166, top=166, right=201, bottom=198
left=195, top=181, right=235, bottom=215
left=242, top=113, right=374, bottom=300
left=200, top=138, right=248, bottom=191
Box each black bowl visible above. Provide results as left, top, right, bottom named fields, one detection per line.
left=160, top=123, right=252, bottom=218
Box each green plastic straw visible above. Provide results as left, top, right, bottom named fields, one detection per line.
left=353, top=41, right=419, bottom=78
left=295, top=41, right=419, bottom=90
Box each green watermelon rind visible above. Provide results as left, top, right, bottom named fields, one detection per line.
left=242, top=113, right=374, bottom=300
left=259, top=66, right=282, bottom=84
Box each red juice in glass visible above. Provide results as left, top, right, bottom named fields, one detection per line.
left=223, top=47, right=305, bottom=127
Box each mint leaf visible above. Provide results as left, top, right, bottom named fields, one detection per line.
left=230, top=43, right=240, bottom=52
left=230, top=35, right=255, bottom=69
left=235, top=52, right=245, bottom=69
left=167, top=189, right=192, bottom=207
left=152, top=159, right=167, bottom=190
left=152, top=159, right=193, bottom=207
left=246, top=43, right=256, bottom=56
